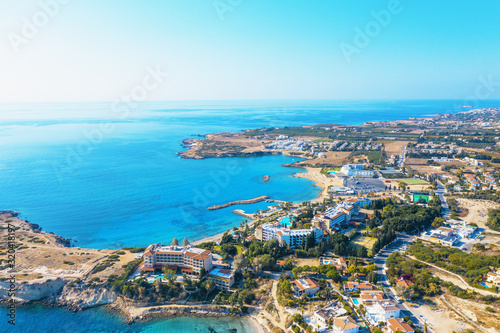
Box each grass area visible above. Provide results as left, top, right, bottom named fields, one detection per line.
left=214, top=244, right=243, bottom=254
left=350, top=234, right=377, bottom=254
left=312, top=138, right=333, bottom=142
left=400, top=178, right=429, bottom=185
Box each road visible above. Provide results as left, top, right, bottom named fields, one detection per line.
left=398, top=145, right=407, bottom=169
left=372, top=234, right=430, bottom=332
left=436, top=181, right=450, bottom=218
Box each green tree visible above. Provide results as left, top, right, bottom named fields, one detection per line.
left=367, top=271, right=378, bottom=284
left=233, top=254, right=248, bottom=272
left=357, top=246, right=368, bottom=258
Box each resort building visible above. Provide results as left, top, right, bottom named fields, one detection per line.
left=292, top=278, right=320, bottom=297
left=207, top=267, right=235, bottom=290
left=255, top=222, right=323, bottom=248
left=366, top=300, right=401, bottom=324
left=278, top=227, right=323, bottom=248
left=387, top=318, right=415, bottom=333
left=313, top=200, right=371, bottom=233
left=340, top=164, right=374, bottom=177
left=141, top=244, right=213, bottom=276
left=346, top=198, right=373, bottom=208
left=332, top=316, right=360, bottom=333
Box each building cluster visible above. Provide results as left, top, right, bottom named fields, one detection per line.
left=313, top=198, right=373, bottom=232
left=141, top=244, right=235, bottom=290
left=342, top=282, right=414, bottom=332
left=340, top=164, right=374, bottom=177
left=442, top=169, right=498, bottom=192
left=266, top=139, right=307, bottom=151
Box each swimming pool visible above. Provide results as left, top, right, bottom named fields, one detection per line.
left=280, top=216, right=293, bottom=226
left=480, top=282, right=489, bottom=287
left=352, top=299, right=359, bottom=305
left=149, top=274, right=165, bottom=283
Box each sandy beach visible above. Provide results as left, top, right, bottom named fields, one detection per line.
left=294, top=167, right=332, bottom=202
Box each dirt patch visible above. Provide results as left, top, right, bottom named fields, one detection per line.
left=294, top=151, right=351, bottom=167
left=408, top=298, right=475, bottom=333
left=405, top=158, right=428, bottom=165
left=384, top=140, right=409, bottom=156
left=0, top=211, right=135, bottom=284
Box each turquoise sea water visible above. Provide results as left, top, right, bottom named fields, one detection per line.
left=1, top=100, right=499, bottom=332
left=1, top=99, right=494, bottom=249
left=1, top=304, right=257, bottom=333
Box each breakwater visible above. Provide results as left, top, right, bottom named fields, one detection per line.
left=208, top=196, right=270, bottom=210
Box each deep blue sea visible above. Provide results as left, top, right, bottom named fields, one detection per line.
left=1, top=99, right=499, bottom=332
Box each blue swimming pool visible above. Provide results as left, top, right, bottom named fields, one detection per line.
left=352, top=299, right=359, bottom=305
left=281, top=216, right=293, bottom=226
left=480, top=282, right=489, bottom=287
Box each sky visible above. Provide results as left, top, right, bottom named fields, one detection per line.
left=1, top=0, right=500, bottom=103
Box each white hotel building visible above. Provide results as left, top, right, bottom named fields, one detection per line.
left=255, top=222, right=323, bottom=248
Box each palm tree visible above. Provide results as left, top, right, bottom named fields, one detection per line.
left=171, top=237, right=178, bottom=246
left=183, top=237, right=189, bottom=247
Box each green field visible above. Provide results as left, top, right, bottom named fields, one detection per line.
left=413, top=194, right=430, bottom=202
left=350, top=234, right=377, bottom=254
left=214, top=244, right=243, bottom=254
left=400, top=178, right=429, bottom=185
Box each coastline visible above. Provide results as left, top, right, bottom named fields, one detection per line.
left=108, top=302, right=266, bottom=333
left=293, top=167, right=330, bottom=203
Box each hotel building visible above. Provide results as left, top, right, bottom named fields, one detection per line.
left=255, top=222, right=323, bottom=248
left=141, top=244, right=213, bottom=276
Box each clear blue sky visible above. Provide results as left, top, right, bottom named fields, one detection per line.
left=1, top=0, right=500, bottom=102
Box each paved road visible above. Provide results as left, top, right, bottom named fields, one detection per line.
left=372, top=235, right=430, bottom=332
left=436, top=181, right=450, bottom=217
left=398, top=145, right=407, bottom=169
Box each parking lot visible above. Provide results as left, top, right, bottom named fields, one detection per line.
left=345, top=177, right=386, bottom=194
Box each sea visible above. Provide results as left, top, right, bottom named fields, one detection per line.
left=0, top=99, right=498, bottom=332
